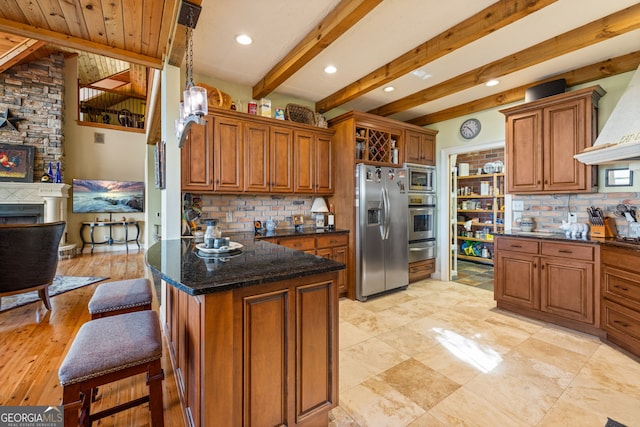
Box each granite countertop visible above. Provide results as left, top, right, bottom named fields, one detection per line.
left=254, top=228, right=349, bottom=239
left=146, top=232, right=345, bottom=296
left=496, top=230, right=638, bottom=250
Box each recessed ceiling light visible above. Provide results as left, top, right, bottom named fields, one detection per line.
left=411, top=70, right=432, bottom=80
left=485, top=79, right=500, bottom=87
left=235, top=34, right=252, bottom=45
left=383, top=86, right=395, bottom=93
left=324, top=65, right=337, bottom=74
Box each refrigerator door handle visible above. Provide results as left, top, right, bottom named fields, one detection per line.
left=382, top=186, right=391, bottom=240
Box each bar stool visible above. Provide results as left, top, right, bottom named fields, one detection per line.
left=88, top=278, right=153, bottom=319
left=58, top=310, right=164, bottom=427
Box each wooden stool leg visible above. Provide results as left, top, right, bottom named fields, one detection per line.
left=62, top=384, right=83, bottom=427
left=147, top=360, right=165, bottom=427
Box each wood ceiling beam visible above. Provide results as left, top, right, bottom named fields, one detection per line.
left=0, top=38, right=45, bottom=73
left=166, top=0, right=202, bottom=68
left=315, top=0, right=558, bottom=114
left=0, top=17, right=163, bottom=69
left=252, top=0, right=383, bottom=100
left=369, top=3, right=640, bottom=117
left=408, top=51, right=640, bottom=126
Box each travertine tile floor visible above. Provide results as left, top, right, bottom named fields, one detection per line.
left=329, top=279, right=640, bottom=427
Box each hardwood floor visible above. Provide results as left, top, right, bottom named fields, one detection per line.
left=0, top=250, right=186, bottom=427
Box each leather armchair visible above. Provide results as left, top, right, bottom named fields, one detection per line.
left=0, top=221, right=66, bottom=310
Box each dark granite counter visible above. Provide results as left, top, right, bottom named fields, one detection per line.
left=497, top=230, right=639, bottom=250
left=146, top=232, right=345, bottom=296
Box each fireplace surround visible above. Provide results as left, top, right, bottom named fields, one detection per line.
left=0, top=182, right=76, bottom=256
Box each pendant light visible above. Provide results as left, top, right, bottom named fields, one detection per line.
left=176, top=1, right=207, bottom=148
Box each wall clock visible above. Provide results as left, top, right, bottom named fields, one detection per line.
left=460, top=118, right=481, bottom=139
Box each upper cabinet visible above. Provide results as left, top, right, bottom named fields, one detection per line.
left=181, top=108, right=334, bottom=195
left=404, top=129, right=436, bottom=165
left=501, top=86, right=605, bottom=194
left=181, top=118, right=214, bottom=192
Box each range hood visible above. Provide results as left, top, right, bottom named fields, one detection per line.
left=574, top=64, right=640, bottom=165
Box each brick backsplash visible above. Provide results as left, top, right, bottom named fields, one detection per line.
left=513, top=192, right=640, bottom=235
left=192, top=193, right=322, bottom=232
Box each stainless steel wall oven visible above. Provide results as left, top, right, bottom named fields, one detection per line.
left=408, top=192, right=436, bottom=262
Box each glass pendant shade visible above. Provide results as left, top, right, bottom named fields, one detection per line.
left=189, top=86, right=208, bottom=116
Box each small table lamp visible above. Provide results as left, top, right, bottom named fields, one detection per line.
left=311, top=197, right=329, bottom=228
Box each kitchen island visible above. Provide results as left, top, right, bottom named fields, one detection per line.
left=146, top=234, right=345, bottom=427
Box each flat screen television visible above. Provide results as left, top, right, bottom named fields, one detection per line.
left=72, top=179, right=144, bottom=213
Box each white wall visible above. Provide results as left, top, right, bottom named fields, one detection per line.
left=63, top=56, right=148, bottom=252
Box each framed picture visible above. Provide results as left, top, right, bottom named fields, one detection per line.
left=0, top=143, right=34, bottom=182
left=154, top=140, right=166, bottom=189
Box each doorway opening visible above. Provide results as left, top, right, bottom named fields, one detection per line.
left=439, top=141, right=508, bottom=292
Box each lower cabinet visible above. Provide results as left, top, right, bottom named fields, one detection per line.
left=601, top=245, right=640, bottom=357
left=267, top=232, right=349, bottom=296
left=165, top=271, right=339, bottom=427
left=408, top=259, right=435, bottom=283
left=494, top=236, right=600, bottom=335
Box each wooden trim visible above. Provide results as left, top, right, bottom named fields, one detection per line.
left=368, top=3, right=640, bottom=117
left=252, top=0, right=382, bottom=100
left=0, top=38, right=45, bottom=73
left=316, top=0, right=557, bottom=113
left=409, top=50, right=640, bottom=126
left=0, top=17, right=163, bottom=68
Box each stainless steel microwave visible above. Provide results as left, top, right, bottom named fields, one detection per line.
left=406, top=164, right=436, bottom=193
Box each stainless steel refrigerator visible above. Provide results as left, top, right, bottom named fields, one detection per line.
left=355, top=164, right=409, bottom=301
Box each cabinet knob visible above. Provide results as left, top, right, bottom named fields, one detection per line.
left=613, top=320, right=630, bottom=328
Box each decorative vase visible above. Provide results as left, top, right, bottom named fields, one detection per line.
left=55, top=162, right=62, bottom=183
left=47, top=162, right=53, bottom=181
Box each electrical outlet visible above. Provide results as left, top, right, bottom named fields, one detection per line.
left=226, top=211, right=233, bottom=221
left=512, top=200, right=524, bottom=211
left=568, top=212, right=578, bottom=223
left=513, top=211, right=522, bottom=221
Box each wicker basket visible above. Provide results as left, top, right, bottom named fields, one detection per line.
left=196, top=82, right=233, bottom=109
left=285, top=103, right=316, bottom=126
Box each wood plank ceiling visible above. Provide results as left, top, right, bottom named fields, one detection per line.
left=0, top=0, right=637, bottom=145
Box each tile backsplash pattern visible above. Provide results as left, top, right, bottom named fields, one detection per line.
left=192, top=193, right=319, bottom=232
left=513, top=192, right=640, bottom=236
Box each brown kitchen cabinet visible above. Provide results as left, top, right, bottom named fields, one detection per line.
left=494, top=236, right=601, bottom=335
left=264, top=232, right=349, bottom=296
left=601, top=245, right=640, bottom=357
left=213, top=114, right=244, bottom=192
left=181, top=107, right=334, bottom=195
left=165, top=271, right=339, bottom=427
left=501, top=86, right=604, bottom=194
left=181, top=119, right=214, bottom=192
left=328, top=111, right=438, bottom=299
left=404, top=129, right=435, bottom=165
left=293, top=130, right=333, bottom=194
left=244, top=122, right=294, bottom=193
left=409, top=259, right=435, bottom=283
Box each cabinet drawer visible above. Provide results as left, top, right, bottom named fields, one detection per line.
left=496, top=238, right=538, bottom=254
left=316, top=233, right=348, bottom=249
left=541, top=242, right=594, bottom=261
left=409, top=259, right=435, bottom=283
left=602, top=246, right=640, bottom=275
left=276, top=236, right=315, bottom=251
left=603, top=300, right=640, bottom=344
left=603, top=264, right=640, bottom=308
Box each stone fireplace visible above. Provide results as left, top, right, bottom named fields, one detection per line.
left=0, top=182, right=75, bottom=254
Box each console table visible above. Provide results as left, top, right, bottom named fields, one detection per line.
left=80, top=220, right=140, bottom=254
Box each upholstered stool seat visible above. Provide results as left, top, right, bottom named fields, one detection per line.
left=88, top=278, right=152, bottom=319
left=59, top=310, right=164, bottom=427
